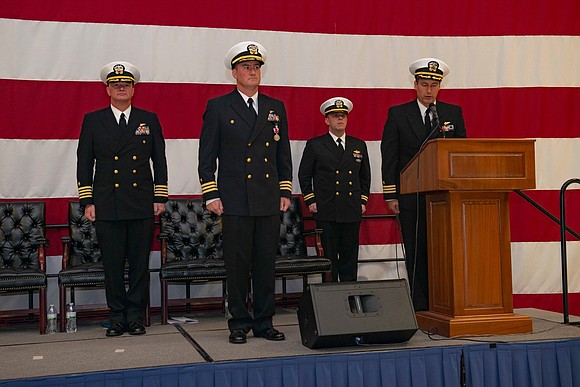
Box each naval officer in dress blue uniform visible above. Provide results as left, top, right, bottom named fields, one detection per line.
left=76, top=61, right=168, bottom=336
left=381, top=58, right=467, bottom=311
left=198, top=42, right=293, bottom=344
left=298, top=98, right=371, bottom=282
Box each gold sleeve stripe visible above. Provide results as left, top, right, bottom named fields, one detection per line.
left=279, top=180, right=292, bottom=189
left=202, top=187, right=219, bottom=194
left=201, top=181, right=218, bottom=189
left=154, top=185, right=169, bottom=196
left=361, top=195, right=369, bottom=201
left=383, top=184, right=397, bottom=194
left=303, top=193, right=315, bottom=201
left=78, top=186, right=93, bottom=199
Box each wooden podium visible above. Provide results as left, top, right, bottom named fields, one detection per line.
left=400, top=139, right=535, bottom=337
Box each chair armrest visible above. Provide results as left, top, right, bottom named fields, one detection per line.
left=61, top=236, right=72, bottom=269
left=303, top=228, right=325, bottom=257
left=38, top=243, right=47, bottom=272
left=30, top=237, right=49, bottom=272
left=32, top=237, right=49, bottom=248
left=158, top=234, right=168, bottom=265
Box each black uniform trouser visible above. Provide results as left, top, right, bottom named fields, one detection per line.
left=95, top=218, right=154, bottom=324
left=222, top=214, right=279, bottom=334
left=399, top=195, right=429, bottom=312
left=316, top=221, right=360, bottom=282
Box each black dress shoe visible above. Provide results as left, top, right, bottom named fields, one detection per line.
left=106, top=322, right=125, bottom=337
left=255, top=327, right=285, bottom=341
left=127, top=321, right=146, bottom=335
left=229, top=329, right=247, bottom=344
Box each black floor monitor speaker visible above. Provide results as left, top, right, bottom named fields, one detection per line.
left=297, top=279, right=418, bottom=349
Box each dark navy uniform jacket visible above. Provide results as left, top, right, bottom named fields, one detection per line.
left=381, top=100, right=466, bottom=209
left=198, top=89, right=293, bottom=216
left=298, top=133, right=371, bottom=223
left=76, top=106, right=168, bottom=220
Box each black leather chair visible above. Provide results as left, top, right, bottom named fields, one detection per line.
left=0, top=202, right=48, bottom=334
left=58, top=202, right=149, bottom=331
left=158, top=197, right=331, bottom=324
left=158, top=199, right=226, bottom=324
left=275, top=197, right=331, bottom=305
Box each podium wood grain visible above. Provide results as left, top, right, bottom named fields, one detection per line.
left=400, top=139, right=535, bottom=337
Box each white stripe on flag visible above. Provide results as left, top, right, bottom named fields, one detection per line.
left=1, top=18, right=579, bottom=88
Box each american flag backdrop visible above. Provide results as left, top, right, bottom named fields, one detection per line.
left=1, top=1, right=579, bottom=314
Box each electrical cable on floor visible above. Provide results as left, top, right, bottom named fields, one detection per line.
left=174, top=324, right=214, bottom=362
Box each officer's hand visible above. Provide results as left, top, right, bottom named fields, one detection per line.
left=154, top=203, right=165, bottom=216
left=387, top=199, right=400, bottom=214
left=280, top=197, right=290, bottom=212
left=84, top=204, right=96, bottom=222
left=207, top=199, right=224, bottom=216
left=361, top=204, right=366, bottom=214
left=308, top=203, right=317, bottom=213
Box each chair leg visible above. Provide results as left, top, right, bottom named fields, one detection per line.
left=186, top=281, right=191, bottom=312
left=29, top=291, right=34, bottom=320
left=145, top=276, right=151, bottom=327
left=39, top=287, right=47, bottom=335
left=161, top=280, right=168, bottom=325
left=145, top=304, right=151, bottom=327
left=59, top=286, right=67, bottom=332
left=282, top=277, right=288, bottom=308
left=222, top=280, right=227, bottom=314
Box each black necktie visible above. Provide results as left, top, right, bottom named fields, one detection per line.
left=119, top=112, right=128, bottom=132
left=337, top=138, right=344, bottom=153
left=424, top=109, right=431, bottom=136
left=248, top=97, right=257, bottom=126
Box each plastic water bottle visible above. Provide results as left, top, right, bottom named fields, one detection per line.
left=66, top=303, right=77, bottom=333
left=46, top=304, right=57, bottom=334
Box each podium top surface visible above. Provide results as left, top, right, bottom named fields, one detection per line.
left=400, top=138, right=536, bottom=193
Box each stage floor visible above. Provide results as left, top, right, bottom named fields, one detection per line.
left=1, top=308, right=579, bottom=382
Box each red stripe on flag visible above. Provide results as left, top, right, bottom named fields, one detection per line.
left=3, top=0, right=578, bottom=36
left=513, top=293, right=580, bottom=316
left=1, top=79, right=577, bottom=141
left=510, top=190, right=580, bottom=242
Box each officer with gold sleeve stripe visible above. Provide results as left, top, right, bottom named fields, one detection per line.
left=198, top=41, right=292, bottom=344
left=76, top=61, right=168, bottom=337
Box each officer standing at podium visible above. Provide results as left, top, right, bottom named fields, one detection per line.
left=380, top=58, right=466, bottom=311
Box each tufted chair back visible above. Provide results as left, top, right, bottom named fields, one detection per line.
left=160, top=199, right=223, bottom=263
left=278, top=197, right=308, bottom=257
left=0, top=202, right=46, bottom=271
left=67, top=201, right=101, bottom=266
left=0, top=202, right=48, bottom=334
